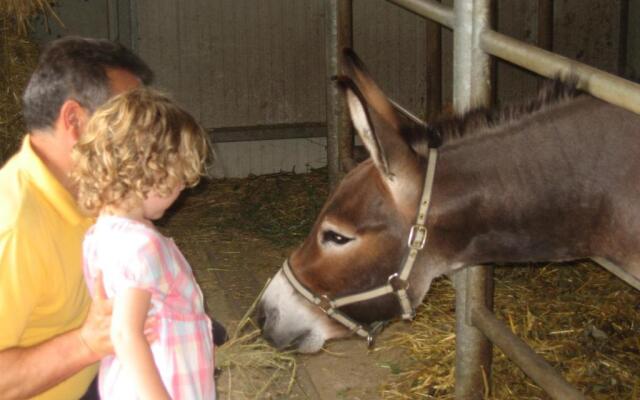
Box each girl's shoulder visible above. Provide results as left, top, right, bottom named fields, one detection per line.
left=88, top=215, right=167, bottom=249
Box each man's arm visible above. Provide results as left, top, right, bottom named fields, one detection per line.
left=0, top=272, right=112, bottom=400
left=0, top=328, right=99, bottom=399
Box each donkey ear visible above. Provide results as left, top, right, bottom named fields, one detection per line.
left=341, top=50, right=418, bottom=182
left=344, top=84, right=391, bottom=177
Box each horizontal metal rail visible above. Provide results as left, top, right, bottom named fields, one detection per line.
left=386, top=0, right=454, bottom=29
left=385, top=1, right=640, bottom=116
left=470, top=304, right=587, bottom=400
left=481, top=30, right=640, bottom=115
left=591, top=257, right=640, bottom=291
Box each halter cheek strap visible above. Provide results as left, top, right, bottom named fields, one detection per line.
left=281, top=148, right=439, bottom=346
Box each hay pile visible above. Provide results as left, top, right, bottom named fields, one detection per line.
left=215, top=283, right=298, bottom=400
left=164, top=169, right=329, bottom=248
left=0, top=1, right=58, bottom=165
left=0, top=0, right=59, bottom=34
left=380, top=262, right=640, bottom=399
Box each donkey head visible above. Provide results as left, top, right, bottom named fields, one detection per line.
left=257, top=50, right=429, bottom=353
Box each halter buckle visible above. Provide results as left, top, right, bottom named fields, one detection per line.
left=366, top=321, right=387, bottom=348
left=317, top=295, right=333, bottom=313
left=408, top=224, right=428, bottom=250
left=388, top=273, right=409, bottom=292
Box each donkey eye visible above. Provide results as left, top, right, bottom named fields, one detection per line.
left=322, top=230, right=353, bottom=245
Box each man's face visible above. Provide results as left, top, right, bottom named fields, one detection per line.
left=75, top=68, right=142, bottom=138
left=106, top=68, right=142, bottom=95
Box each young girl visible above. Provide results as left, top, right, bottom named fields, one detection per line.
left=72, top=88, right=215, bottom=399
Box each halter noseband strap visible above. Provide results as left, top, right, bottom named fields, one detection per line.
left=281, top=147, right=439, bottom=345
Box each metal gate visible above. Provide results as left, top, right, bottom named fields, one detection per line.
left=327, top=0, right=640, bottom=398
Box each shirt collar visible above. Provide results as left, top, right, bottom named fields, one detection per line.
left=18, top=135, right=87, bottom=226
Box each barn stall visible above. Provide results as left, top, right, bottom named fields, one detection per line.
left=2, top=0, right=640, bottom=398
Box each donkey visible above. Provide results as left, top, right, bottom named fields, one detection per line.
left=257, top=49, right=640, bottom=353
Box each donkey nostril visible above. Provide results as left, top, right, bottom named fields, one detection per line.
left=256, top=306, right=267, bottom=330
left=256, top=304, right=278, bottom=331
left=290, top=330, right=310, bottom=349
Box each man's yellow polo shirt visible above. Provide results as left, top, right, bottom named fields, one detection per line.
left=0, top=136, right=97, bottom=399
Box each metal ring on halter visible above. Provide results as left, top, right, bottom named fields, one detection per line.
left=388, top=273, right=410, bottom=292
left=317, top=294, right=333, bottom=313
left=408, top=224, right=428, bottom=250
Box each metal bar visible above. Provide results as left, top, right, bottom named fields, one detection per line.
left=454, top=1, right=494, bottom=398
left=471, top=305, right=587, bottom=400
left=387, top=0, right=454, bottom=29
left=480, top=29, right=640, bottom=115
left=455, top=265, right=494, bottom=400
left=453, top=0, right=473, bottom=112
left=325, top=0, right=353, bottom=188
left=591, top=257, right=640, bottom=291
left=469, top=0, right=491, bottom=106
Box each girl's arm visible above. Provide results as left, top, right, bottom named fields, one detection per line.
left=111, top=288, right=170, bottom=400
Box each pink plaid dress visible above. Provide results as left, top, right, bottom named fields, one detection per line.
left=83, top=215, right=216, bottom=400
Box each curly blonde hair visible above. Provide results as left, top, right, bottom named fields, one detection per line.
left=72, top=88, right=209, bottom=215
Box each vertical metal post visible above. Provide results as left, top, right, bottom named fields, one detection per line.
left=325, top=0, right=353, bottom=189
left=453, top=0, right=493, bottom=399
left=425, top=1, right=443, bottom=121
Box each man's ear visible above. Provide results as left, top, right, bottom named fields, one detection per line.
left=58, top=99, right=89, bottom=143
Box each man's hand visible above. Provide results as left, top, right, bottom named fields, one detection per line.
left=79, top=271, right=158, bottom=361
left=79, top=270, right=114, bottom=359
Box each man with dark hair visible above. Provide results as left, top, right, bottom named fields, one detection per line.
left=0, top=36, right=153, bottom=400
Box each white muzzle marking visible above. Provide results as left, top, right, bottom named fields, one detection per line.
left=259, top=270, right=346, bottom=353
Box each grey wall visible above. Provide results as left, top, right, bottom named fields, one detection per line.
left=32, top=0, right=133, bottom=45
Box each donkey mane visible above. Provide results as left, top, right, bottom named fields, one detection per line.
left=408, top=78, right=582, bottom=155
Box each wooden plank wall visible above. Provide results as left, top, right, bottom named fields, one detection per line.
left=135, top=0, right=327, bottom=129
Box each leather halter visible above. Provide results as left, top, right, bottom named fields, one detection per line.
left=281, top=147, right=439, bottom=346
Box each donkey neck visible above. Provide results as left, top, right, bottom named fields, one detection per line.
left=425, top=95, right=612, bottom=266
